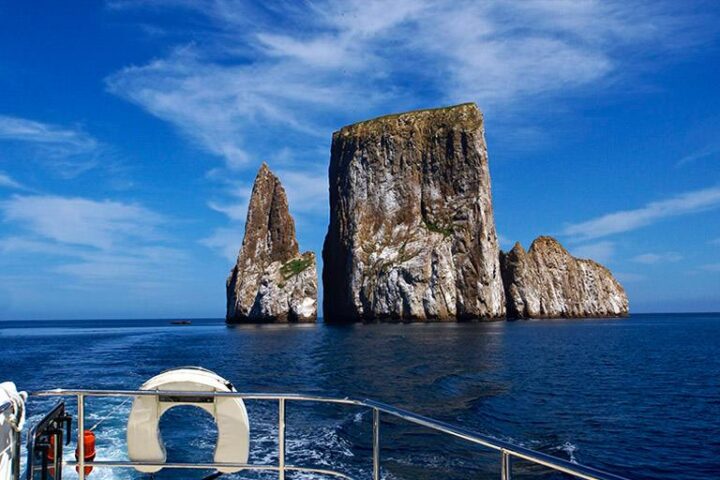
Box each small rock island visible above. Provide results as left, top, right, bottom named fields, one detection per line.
left=226, top=163, right=317, bottom=323
left=322, top=103, right=506, bottom=322
left=500, top=237, right=628, bottom=319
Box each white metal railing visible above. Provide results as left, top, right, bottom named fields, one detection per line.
left=32, top=389, right=631, bottom=480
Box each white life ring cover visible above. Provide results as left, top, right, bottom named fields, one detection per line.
left=1, top=382, right=26, bottom=480
left=127, top=368, right=249, bottom=473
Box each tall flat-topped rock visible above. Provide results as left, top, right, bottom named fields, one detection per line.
left=500, top=236, right=628, bottom=319
left=322, top=103, right=505, bottom=322
left=226, top=163, right=317, bottom=323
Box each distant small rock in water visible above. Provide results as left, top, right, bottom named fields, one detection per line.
left=226, top=163, right=317, bottom=323
left=322, top=103, right=505, bottom=322
left=500, top=236, right=628, bottom=319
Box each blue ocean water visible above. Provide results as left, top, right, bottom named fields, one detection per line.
left=1, top=314, right=719, bottom=479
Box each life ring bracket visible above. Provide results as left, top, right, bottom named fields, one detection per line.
left=157, top=395, right=214, bottom=403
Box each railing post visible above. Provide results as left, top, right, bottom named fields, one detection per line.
left=278, top=398, right=286, bottom=480
left=77, top=394, right=85, bottom=480
left=11, top=429, right=21, bottom=480
left=501, top=450, right=512, bottom=480
left=372, top=408, right=380, bottom=480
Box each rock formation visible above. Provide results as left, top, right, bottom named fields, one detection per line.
left=322, top=103, right=505, bottom=322
left=226, top=163, right=317, bottom=323
left=500, top=236, right=628, bottom=319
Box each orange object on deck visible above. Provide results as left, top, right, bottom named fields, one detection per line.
left=47, top=434, right=58, bottom=478
left=75, top=429, right=96, bottom=475
left=47, top=434, right=56, bottom=461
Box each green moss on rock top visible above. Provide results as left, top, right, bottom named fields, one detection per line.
left=335, top=102, right=482, bottom=138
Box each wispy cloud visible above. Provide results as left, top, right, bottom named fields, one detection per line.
left=207, top=195, right=250, bottom=222
left=0, top=236, right=78, bottom=257
left=571, top=240, right=615, bottom=263
left=106, top=0, right=712, bottom=262
left=106, top=0, right=707, bottom=170
left=199, top=225, right=243, bottom=262
left=0, top=115, right=105, bottom=177
left=0, top=171, right=24, bottom=190
left=0, top=115, right=97, bottom=148
left=564, top=186, right=720, bottom=240
left=632, top=252, right=683, bottom=264
left=676, top=144, right=720, bottom=168
left=106, top=45, right=356, bottom=170
left=275, top=167, right=328, bottom=218
left=1, top=195, right=163, bottom=250
left=701, top=263, right=720, bottom=272
left=53, top=247, right=187, bottom=280
left=0, top=195, right=185, bottom=283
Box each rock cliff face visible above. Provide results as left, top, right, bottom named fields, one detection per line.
left=500, top=236, right=628, bottom=319
left=226, top=163, right=317, bottom=323
left=322, top=103, right=505, bottom=322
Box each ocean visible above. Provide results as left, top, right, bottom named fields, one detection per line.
left=1, top=314, right=719, bottom=479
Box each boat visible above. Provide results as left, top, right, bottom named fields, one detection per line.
left=2, top=367, right=629, bottom=480
left=170, top=320, right=192, bottom=325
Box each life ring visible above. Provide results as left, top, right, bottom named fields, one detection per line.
left=126, top=368, right=249, bottom=473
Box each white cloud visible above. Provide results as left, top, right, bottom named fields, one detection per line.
left=701, top=263, right=720, bottom=272
left=276, top=168, right=328, bottom=217
left=0, top=115, right=97, bottom=148
left=0, top=236, right=78, bottom=257
left=676, top=144, right=720, bottom=167
left=256, top=33, right=354, bottom=69
left=564, top=186, right=720, bottom=240
left=105, top=0, right=714, bottom=263
left=106, top=46, right=356, bottom=170
left=632, top=252, right=683, bottom=264
left=106, top=0, right=705, bottom=170
left=0, top=194, right=190, bottom=286
left=0, top=171, right=23, bottom=190
left=53, top=247, right=187, bottom=280
left=1, top=195, right=164, bottom=250
left=200, top=225, right=243, bottom=262
left=207, top=183, right=252, bottom=222
left=0, top=115, right=104, bottom=177
left=710, top=238, right=720, bottom=246
left=570, top=240, right=615, bottom=263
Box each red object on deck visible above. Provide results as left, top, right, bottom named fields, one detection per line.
left=75, top=430, right=96, bottom=475
left=47, top=434, right=56, bottom=461
left=47, top=434, right=57, bottom=478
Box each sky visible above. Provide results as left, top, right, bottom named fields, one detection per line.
left=0, top=0, right=719, bottom=320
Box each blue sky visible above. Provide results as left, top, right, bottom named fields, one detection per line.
left=0, top=0, right=719, bottom=320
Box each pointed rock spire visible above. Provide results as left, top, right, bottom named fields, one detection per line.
left=226, top=163, right=317, bottom=323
